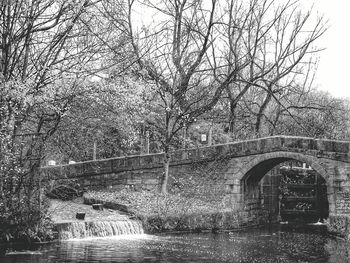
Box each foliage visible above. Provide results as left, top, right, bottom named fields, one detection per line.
left=0, top=131, right=55, bottom=243
left=43, top=76, right=158, bottom=163
left=0, top=0, right=107, bottom=244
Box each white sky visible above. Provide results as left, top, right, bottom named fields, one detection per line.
left=132, top=1, right=350, bottom=99
left=303, top=0, right=350, bottom=99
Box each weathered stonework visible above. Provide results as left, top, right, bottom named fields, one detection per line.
left=42, top=136, right=350, bottom=227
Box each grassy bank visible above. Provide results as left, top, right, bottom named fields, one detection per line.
left=84, top=189, right=269, bottom=233
left=48, top=198, right=130, bottom=223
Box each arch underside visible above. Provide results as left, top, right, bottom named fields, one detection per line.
left=240, top=152, right=329, bottom=183
left=243, top=157, right=291, bottom=184
left=237, top=151, right=334, bottom=215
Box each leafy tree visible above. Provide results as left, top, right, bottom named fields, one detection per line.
left=0, top=0, right=107, bottom=242
left=45, top=77, right=152, bottom=162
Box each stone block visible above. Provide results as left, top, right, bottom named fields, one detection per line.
left=82, top=161, right=108, bottom=176
left=333, top=142, right=349, bottom=153
left=153, top=154, right=165, bottom=165
left=142, top=178, right=159, bottom=185
left=125, top=156, right=140, bottom=169
left=108, top=184, right=125, bottom=191
left=300, top=139, right=313, bottom=150
left=76, top=212, right=85, bottom=220
left=198, top=147, right=215, bottom=160
left=142, top=184, right=158, bottom=191
left=113, top=157, right=126, bottom=169
left=62, top=163, right=84, bottom=178
left=139, top=155, right=154, bottom=166
left=246, top=140, right=259, bottom=154
left=42, top=166, right=62, bottom=180
left=96, top=160, right=113, bottom=174
left=126, top=178, right=142, bottom=185
left=114, top=178, right=127, bottom=185
left=257, top=138, right=268, bottom=152
left=270, top=137, right=283, bottom=150
left=228, top=142, right=243, bottom=155
left=283, top=137, right=302, bottom=149
left=317, top=140, right=334, bottom=152
left=170, top=151, right=183, bottom=162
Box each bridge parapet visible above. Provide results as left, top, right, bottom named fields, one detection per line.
left=171, top=136, right=350, bottom=164
left=41, top=153, right=165, bottom=181
left=41, top=136, right=350, bottom=181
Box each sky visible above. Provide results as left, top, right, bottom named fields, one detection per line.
left=303, top=0, right=350, bottom=99
left=131, top=0, right=349, bottom=99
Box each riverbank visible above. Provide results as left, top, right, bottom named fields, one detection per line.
left=48, top=198, right=130, bottom=223
left=1, top=192, right=348, bottom=248
left=83, top=189, right=269, bottom=233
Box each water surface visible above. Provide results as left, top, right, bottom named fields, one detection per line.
left=1, top=226, right=349, bottom=263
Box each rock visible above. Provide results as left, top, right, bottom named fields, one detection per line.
left=92, top=204, right=104, bottom=210
left=76, top=212, right=85, bottom=220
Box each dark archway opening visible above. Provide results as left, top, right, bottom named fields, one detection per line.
left=242, top=158, right=329, bottom=224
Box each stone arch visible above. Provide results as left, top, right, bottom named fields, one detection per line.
left=237, top=151, right=334, bottom=214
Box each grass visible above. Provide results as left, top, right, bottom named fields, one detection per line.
left=48, top=190, right=269, bottom=233
left=48, top=197, right=130, bottom=224
left=82, top=189, right=247, bottom=233
left=83, top=188, right=225, bottom=217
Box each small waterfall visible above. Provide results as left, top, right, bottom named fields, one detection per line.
left=57, top=220, right=144, bottom=240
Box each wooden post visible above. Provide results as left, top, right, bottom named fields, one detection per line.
left=208, top=126, right=213, bottom=146
left=93, top=141, right=97, bottom=160
left=145, top=131, right=150, bottom=154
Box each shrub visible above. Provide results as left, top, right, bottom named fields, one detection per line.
left=0, top=132, right=54, bottom=244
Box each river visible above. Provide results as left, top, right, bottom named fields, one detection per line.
left=0, top=225, right=349, bottom=263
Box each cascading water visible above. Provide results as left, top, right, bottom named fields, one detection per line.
left=56, top=220, right=144, bottom=240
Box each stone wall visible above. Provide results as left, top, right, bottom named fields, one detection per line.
left=327, top=214, right=350, bottom=239
left=336, top=192, right=350, bottom=214
left=41, top=135, right=350, bottom=220
left=41, top=153, right=165, bottom=191
left=42, top=154, right=234, bottom=204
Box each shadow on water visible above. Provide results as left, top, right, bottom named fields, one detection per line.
left=0, top=225, right=349, bottom=263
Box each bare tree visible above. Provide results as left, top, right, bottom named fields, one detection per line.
left=215, top=0, right=326, bottom=136
left=266, top=91, right=350, bottom=140
left=124, top=0, right=254, bottom=193
left=116, top=0, right=327, bottom=193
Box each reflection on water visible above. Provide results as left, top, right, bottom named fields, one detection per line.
left=1, top=226, right=349, bottom=263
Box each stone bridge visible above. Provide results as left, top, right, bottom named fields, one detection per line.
left=42, top=136, right=350, bottom=219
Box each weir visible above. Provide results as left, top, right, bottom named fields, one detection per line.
left=56, top=220, right=144, bottom=240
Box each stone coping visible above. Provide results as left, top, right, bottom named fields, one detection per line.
left=42, top=136, right=350, bottom=169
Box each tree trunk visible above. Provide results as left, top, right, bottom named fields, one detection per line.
left=160, top=154, right=170, bottom=194
left=229, top=100, right=237, bottom=133
left=255, top=91, right=272, bottom=135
